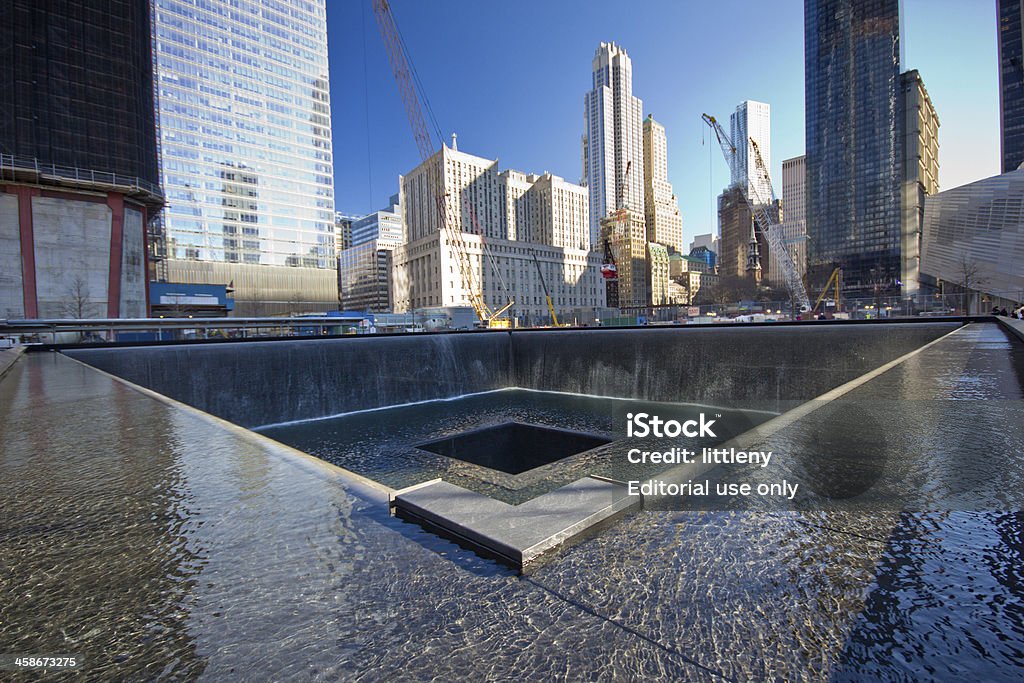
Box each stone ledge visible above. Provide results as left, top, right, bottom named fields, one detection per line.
left=0, top=346, right=25, bottom=382
left=391, top=476, right=639, bottom=572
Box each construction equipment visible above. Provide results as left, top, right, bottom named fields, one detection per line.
left=372, top=0, right=513, bottom=328
left=701, top=113, right=812, bottom=312
left=812, top=267, right=842, bottom=315
left=530, top=251, right=560, bottom=326
left=601, top=159, right=634, bottom=309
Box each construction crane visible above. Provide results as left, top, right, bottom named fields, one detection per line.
left=701, top=113, right=812, bottom=313
left=530, top=251, right=559, bottom=326
left=372, top=0, right=513, bottom=328
left=601, top=159, right=634, bottom=308
left=811, top=267, right=842, bottom=316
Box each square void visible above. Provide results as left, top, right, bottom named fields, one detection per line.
left=417, top=422, right=612, bottom=475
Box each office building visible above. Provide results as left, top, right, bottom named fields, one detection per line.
left=805, top=0, right=903, bottom=297
left=643, top=115, right=684, bottom=252
left=152, top=0, right=337, bottom=315
left=900, top=70, right=940, bottom=298
left=392, top=144, right=603, bottom=325
left=646, top=242, right=671, bottom=306
left=768, top=155, right=808, bottom=286
left=0, top=0, right=162, bottom=319
left=335, top=212, right=362, bottom=255
left=338, top=197, right=403, bottom=312
left=689, top=233, right=720, bottom=271
left=599, top=209, right=649, bottom=308
left=730, top=101, right=772, bottom=203
left=351, top=196, right=402, bottom=247
left=718, top=186, right=778, bottom=284
left=583, top=42, right=645, bottom=247
left=1000, top=0, right=1024, bottom=173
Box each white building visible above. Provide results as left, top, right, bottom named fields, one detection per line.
left=768, top=155, right=808, bottom=286
left=643, top=115, right=684, bottom=253
left=392, top=144, right=604, bottom=325
left=921, top=168, right=1024, bottom=312
left=582, top=42, right=645, bottom=248
left=730, top=100, right=772, bottom=204
left=351, top=195, right=402, bottom=247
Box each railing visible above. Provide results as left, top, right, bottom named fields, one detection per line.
left=0, top=153, right=164, bottom=202
left=0, top=317, right=370, bottom=345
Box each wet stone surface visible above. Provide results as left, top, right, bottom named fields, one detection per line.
left=0, top=324, right=1022, bottom=680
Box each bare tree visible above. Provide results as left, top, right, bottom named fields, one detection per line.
left=954, top=254, right=987, bottom=315
left=62, top=276, right=94, bottom=319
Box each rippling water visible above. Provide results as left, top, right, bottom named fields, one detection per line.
left=1, top=324, right=1023, bottom=680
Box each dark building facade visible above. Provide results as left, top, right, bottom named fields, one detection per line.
left=0, top=0, right=161, bottom=319
left=804, top=0, right=903, bottom=297
left=0, top=0, right=159, bottom=184
left=1000, top=0, right=1024, bottom=173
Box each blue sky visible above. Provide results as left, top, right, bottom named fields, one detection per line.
left=329, top=0, right=999, bottom=247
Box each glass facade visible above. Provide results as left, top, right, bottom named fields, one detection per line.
left=153, top=0, right=335, bottom=268
left=0, top=0, right=159, bottom=185
left=804, top=0, right=903, bottom=296
left=1000, top=0, right=1024, bottom=174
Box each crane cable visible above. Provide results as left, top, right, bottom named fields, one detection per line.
left=361, top=1, right=374, bottom=209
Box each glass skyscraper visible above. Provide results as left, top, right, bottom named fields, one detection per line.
left=999, top=0, right=1024, bottom=174
left=152, top=0, right=336, bottom=312
left=804, top=0, right=903, bottom=297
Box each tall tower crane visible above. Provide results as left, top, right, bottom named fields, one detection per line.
left=372, top=0, right=513, bottom=327
left=702, top=113, right=811, bottom=312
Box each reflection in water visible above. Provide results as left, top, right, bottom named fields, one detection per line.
left=0, top=357, right=205, bottom=679
left=258, top=389, right=770, bottom=504
left=1, top=324, right=1023, bottom=680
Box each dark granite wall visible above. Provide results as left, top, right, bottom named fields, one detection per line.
left=66, top=322, right=960, bottom=427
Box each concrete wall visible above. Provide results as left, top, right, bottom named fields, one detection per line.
left=67, top=322, right=960, bottom=427
left=33, top=196, right=112, bottom=318
left=121, top=207, right=146, bottom=317
left=0, top=193, right=24, bottom=318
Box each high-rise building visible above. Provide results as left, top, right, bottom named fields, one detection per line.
left=730, top=101, right=772, bottom=203
left=152, top=0, right=337, bottom=315
left=900, top=70, right=940, bottom=298
left=351, top=196, right=402, bottom=247
left=643, top=115, right=684, bottom=252
left=335, top=212, right=362, bottom=256
left=805, top=0, right=903, bottom=297
left=768, top=155, right=808, bottom=286
left=392, top=144, right=603, bottom=325
left=0, top=0, right=163, bottom=319
left=338, top=198, right=403, bottom=313
left=599, top=209, right=649, bottom=308
left=999, top=0, right=1024, bottom=173
left=583, top=42, right=645, bottom=248
left=718, top=186, right=777, bottom=284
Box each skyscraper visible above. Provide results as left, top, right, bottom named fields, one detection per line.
left=730, top=101, right=772, bottom=204
left=0, top=0, right=162, bottom=319
left=582, top=42, right=645, bottom=247
left=769, top=155, right=808, bottom=286
left=899, top=70, right=940, bottom=298
left=643, top=115, right=684, bottom=253
left=999, top=0, right=1024, bottom=173
left=152, top=0, right=337, bottom=315
left=805, top=0, right=903, bottom=297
